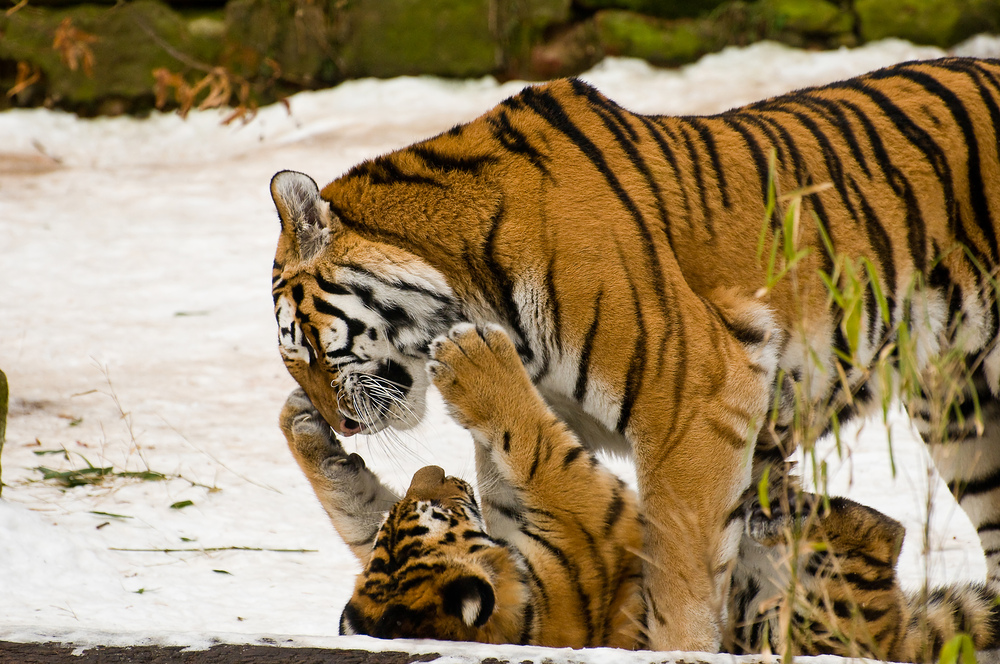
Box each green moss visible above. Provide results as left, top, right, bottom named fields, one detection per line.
left=339, top=0, right=497, bottom=79
left=759, top=0, right=852, bottom=35
left=223, top=0, right=335, bottom=85
left=856, top=0, right=1000, bottom=47
left=0, top=0, right=217, bottom=106
left=495, top=0, right=572, bottom=75
left=596, top=10, right=720, bottom=67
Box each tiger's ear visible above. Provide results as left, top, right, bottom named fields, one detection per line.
left=270, top=170, right=338, bottom=263
left=441, top=575, right=495, bottom=628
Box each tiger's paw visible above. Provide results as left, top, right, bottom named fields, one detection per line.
left=280, top=388, right=352, bottom=472
left=427, top=323, right=537, bottom=434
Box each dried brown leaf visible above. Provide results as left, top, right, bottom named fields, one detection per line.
left=7, top=60, right=41, bottom=98
left=52, top=17, right=98, bottom=77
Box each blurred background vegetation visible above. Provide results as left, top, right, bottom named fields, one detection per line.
left=2, top=0, right=1000, bottom=118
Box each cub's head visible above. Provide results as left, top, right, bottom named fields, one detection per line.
left=340, top=465, right=524, bottom=642
left=270, top=171, right=461, bottom=437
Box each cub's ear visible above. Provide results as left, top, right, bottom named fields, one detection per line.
left=441, top=575, right=495, bottom=628
left=270, top=170, right=337, bottom=263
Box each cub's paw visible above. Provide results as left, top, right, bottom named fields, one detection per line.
left=427, top=323, right=533, bottom=432
left=280, top=388, right=348, bottom=468
left=318, top=451, right=371, bottom=486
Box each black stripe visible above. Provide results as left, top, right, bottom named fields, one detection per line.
left=792, top=94, right=872, bottom=178
left=771, top=105, right=862, bottom=224
left=519, top=526, right=595, bottom=643
left=574, top=84, right=675, bottom=267
left=714, top=307, right=766, bottom=347
left=314, top=273, right=351, bottom=296
left=718, top=115, right=775, bottom=227
left=480, top=200, right=533, bottom=364
left=483, top=498, right=526, bottom=526
left=347, top=156, right=444, bottom=189
left=839, top=78, right=959, bottom=268
left=838, top=96, right=929, bottom=276
left=461, top=529, right=490, bottom=540
left=841, top=572, right=898, bottom=592
left=544, top=254, right=562, bottom=355
left=616, top=276, right=647, bottom=434
left=486, top=109, right=551, bottom=177
left=645, top=116, right=692, bottom=219
left=738, top=111, right=837, bottom=278
left=574, top=291, right=602, bottom=402
left=568, top=83, right=677, bottom=323
left=410, top=145, right=499, bottom=175
left=349, top=283, right=414, bottom=327
left=687, top=117, right=730, bottom=208
left=603, top=484, right=625, bottom=536
left=848, top=175, right=897, bottom=290
left=311, top=296, right=367, bottom=339
left=394, top=524, right=430, bottom=539
left=528, top=431, right=543, bottom=480
left=502, top=430, right=511, bottom=453
left=886, top=66, right=999, bottom=262
left=937, top=63, right=1000, bottom=335
left=676, top=123, right=712, bottom=235
left=950, top=466, right=1000, bottom=497
left=517, top=85, right=669, bottom=308
left=570, top=78, right=639, bottom=141
left=517, top=602, right=534, bottom=645
left=394, top=573, right=434, bottom=594
left=562, top=446, right=583, bottom=468
left=866, top=275, right=881, bottom=349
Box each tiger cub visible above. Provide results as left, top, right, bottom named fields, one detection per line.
left=281, top=323, right=1000, bottom=658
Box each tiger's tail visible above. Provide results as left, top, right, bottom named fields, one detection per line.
left=900, top=582, right=1000, bottom=662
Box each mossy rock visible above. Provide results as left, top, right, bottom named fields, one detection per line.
left=757, top=0, right=852, bottom=36
left=595, top=10, right=722, bottom=67
left=223, top=0, right=337, bottom=86
left=707, top=0, right=854, bottom=50
left=494, top=0, right=573, bottom=76
left=856, top=0, right=1000, bottom=47
left=338, top=0, right=498, bottom=79
left=526, top=19, right=603, bottom=80
left=0, top=0, right=225, bottom=110
left=577, top=0, right=730, bottom=20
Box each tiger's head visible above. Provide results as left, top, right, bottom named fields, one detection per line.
left=339, top=465, right=528, bottom=642
left=270, top=170, right=467, bottom=437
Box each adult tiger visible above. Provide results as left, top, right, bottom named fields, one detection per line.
left=270, top=57, right=1000, bottom=651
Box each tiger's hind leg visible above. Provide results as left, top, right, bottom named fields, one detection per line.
left=280, top=388, right=400, bottom=563
left=915, top=364, right=1000, bottom=584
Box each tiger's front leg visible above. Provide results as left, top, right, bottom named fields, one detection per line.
left=427, top=323, right=646, bottom=649
left=280, top=388, right=400, bottom=563
left=628, top=298, right=780, bottom=652
left=424, top=323, right=555, bottom=542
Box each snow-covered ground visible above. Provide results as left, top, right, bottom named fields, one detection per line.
left=3, top=37, right=999, bottom=658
